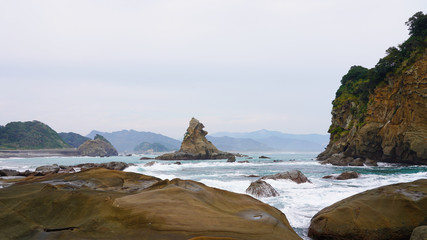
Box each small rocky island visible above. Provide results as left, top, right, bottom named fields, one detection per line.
left=156, top=118, right=234, bottom=160
left=78, top=134, right=118, bottom=157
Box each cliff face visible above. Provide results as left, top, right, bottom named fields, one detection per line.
left=156, top=118, right=233, bottom=160
left=319, top=52, right=427, bottom=165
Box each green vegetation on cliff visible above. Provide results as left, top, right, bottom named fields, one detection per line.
left=330, top=11, right=427, bottom=137
left=0, top=121, right=71, bottom=150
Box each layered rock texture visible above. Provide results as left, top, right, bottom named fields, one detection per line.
left=319, top=18, right=427, bottom=165
left=0, top=168, right=301, bottom=240
left=77, top=134, right=118, bottom=157
left=156, top=118, right=234, bottom=160
left=308, top=179, right=427, bottom=240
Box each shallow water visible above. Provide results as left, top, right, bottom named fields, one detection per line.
left=1, top=153, right=426, bottom=239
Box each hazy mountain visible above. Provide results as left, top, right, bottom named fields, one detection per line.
left=87, top=130, right=180, bottom=153
left=206, top=136, right=273, bottom=152
left=59, top=132, right=90, bottom=148
left=210, top=129, right=329, bottom=152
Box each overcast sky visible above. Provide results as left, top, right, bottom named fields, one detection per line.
left=0, top=1, right=425, bottom=139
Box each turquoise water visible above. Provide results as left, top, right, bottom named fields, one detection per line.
left=1, top=153, right=426, bottom=239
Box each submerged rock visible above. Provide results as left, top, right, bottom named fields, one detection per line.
left=260, top=170, right=311, bottom=184
left=246, top=180, right=279, bottom=198
left=308, top=179, right=427, bottom=240
left=0, top=168, right=301, bottom=240
left=156, top=118, right=234, bottom=160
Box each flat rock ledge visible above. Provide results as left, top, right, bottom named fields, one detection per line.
left=308, top=179, right=427, bottom=240
left=0, top=168, right=302, bottom=240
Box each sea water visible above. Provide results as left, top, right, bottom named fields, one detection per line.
left=1, top=153, right=426, bottom=239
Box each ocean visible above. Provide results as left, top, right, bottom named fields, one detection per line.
left=1, top=152, right=426, bottom=239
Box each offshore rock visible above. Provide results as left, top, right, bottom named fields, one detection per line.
left=0, top=168, right=301, bottom=240
left=156, top=118, right=234, bottom=160
left=246, top=180, right=279, bottom=198
left=260, top=170, right=311, bottom=184
left=335, top=171, right=360, bottom=180
left=308, top=179, right=427, bottom=240
left=77, top=134, right=118, bottom=157
left=319, top=51, right=427, bottom=165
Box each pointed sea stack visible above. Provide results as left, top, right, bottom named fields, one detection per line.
left=156, top=118, right=234, bottom=160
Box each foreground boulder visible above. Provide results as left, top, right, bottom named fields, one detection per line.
left=260, top=170, right=311, bottom=184
left=410, top=226, right=427, bottom=240
left=308, top=179, right=427, bottom=240
left=0, top=168, right=301, bottom=240
left=156, top=118, right=234, bottom=160
left=246, top=179, right=279, bottom=198
left=78, top=134, right=118, bottom=157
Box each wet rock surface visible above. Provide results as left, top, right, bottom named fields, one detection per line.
left=246, top=180, right=279, bottom=198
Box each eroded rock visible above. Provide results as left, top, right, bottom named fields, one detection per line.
left=260, top=170, right=311, bottom=184
left=0, top=168, right=301, bottom=240
left=308, top=179, right=427, bottom=240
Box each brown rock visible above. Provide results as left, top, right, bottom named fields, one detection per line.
left=77, top=134, right=118, bottom=157
left=156, top=118, right=234, bottom=160
left=246, top=180, right=279, bottom=198
left=0, top=168, right=301, bottom=240
left=335, top=171, right=360, bottom=180
left=309, top=179, right=427, bottom=240
left=261, top=170, right=311, bottom=184
left=0, top=169, right=20, bottom=176
left=410, top=225, right=427, bottom=240
left=227, top=156, right=236, bottom=162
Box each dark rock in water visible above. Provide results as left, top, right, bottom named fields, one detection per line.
left=322, top=175, right=333, bottom=179
left=174, top=161, right=182, bottom=165
left=78, top=134, right=118, bottom=157
left=410, top=226, right=427, bottom=240
left=365, top=158, right=378, bottom=166
left=144, top=161, right=156, bottom=167
left=261, top=170, right=311, bottom=184
left=227, top=156, right=236, bottom=162
left=0, top=169, right=20, bottom=176
left=238, top=160, right=249, bottom=163
left=156, top=118, right=234, bottom=160
left=245, top=175, right=260, bottom=178
left=0, top=168, right=301, bottom=240
left=259, top=156, right=270, bottom=159
left=35, top=164, right=60, bottom=175
left=336, top=171, right=360, bottom=180
left=139, top=157, right=153, bottom=160
left=273, top=160, right=284, bottom=163
left=309, top=179, right=427, bottom=240
left=246, top=180, right=279, bottom=198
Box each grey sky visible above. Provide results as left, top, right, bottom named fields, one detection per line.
left=0, top=0, right=425, bottom=139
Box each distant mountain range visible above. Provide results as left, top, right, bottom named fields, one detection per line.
left=208, top=129, right=329, bottom=152
left=86, top=130, right=181, bottom=153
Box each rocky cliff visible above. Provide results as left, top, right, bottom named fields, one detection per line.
left=318, top=12, right=427, bottom=165
left=77, top=134, right=118, bottom=157
left=156, top=118, right=234, bottom=160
